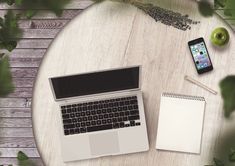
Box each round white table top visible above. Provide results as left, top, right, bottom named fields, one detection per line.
left=32, top=1, right=235, bottom=166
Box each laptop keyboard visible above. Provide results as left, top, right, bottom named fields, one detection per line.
left=61, top=96, right=141, bottom=136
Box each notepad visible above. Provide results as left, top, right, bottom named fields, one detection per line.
left=155, top=93, right=206, bottom=154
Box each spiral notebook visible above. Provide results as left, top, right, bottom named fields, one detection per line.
left=156, top=93, right=206, bottom=154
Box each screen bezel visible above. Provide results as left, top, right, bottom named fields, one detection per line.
left=49, top=65, right=141, bottom=101
left=188, top=37, right=213, bottom=74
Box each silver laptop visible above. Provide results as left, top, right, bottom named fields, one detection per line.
left=49, top=66, right=149, bottom=162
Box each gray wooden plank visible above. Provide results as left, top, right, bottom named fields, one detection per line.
left=19, top=19, right=69, bottom=29
left=0, top=137, right=36, bottom=148
left=0, top=148, right=40, bottom=157
left=0, top=158, right=43, bottom=166
left=11, top=49, right=46, bottom=58
left=0, top=108, right=31, bottom=117
left=0, top=98, right=27, bottom=108
left=0, top=9, right=82, bottom=19
left=8, top=88, right=32, bottom=98
left=13, top=78, right=34, bottom=88
left=9, top=57, right=42, bottom=68
left=0, top=118, right=32, bottom=127
left=0, top=128, right=33, bottom=137
left=11, top=68, right=38, bottom=78
left=0, top=0, right=93, bottom=9
left=17, top=39, right=51, bottom=49
left=22, top=29, right=60, bottom=38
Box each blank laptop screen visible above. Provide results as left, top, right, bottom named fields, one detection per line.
left=51, top=67, right=139, bottom=99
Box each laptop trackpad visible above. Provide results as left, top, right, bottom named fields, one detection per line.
left=89, top=131, right=120, bottom=156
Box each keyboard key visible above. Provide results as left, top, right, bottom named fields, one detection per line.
left=86, top=111, right=91, bottom=116
left=133, top=105, right=138, bottom=109
left=102, top=119, right=107, bottom=124
left=61, top=109, right=66, bottom=114
left=98, top=115, right=104, bottom=119
left=82, top=117, right=88, bottom=121
left=123, top=116, right=128, bottom=121
left=67, top=109, right=72, bottom=113
left=118, top=117, right=123, bottom=122
left=130, top=110, right=139, bottom=115
left=120, top=112, right=124, bottom=116
left=64, top=124, right=75, bottom=129
left=75, top=113, right=81, bottom=117
left=72, top=119, right=77, bottom=123
left=77, top=117, right=82, bottom=122
left=97, top=110, right=101, bottom=114
left=75, top=128, right=80, bottom=134
left=91, top=121, right=96, bottom=125
left=63, top=119, right=72, bottom=124
left=129, top=115, right=140, bottom=121
left=87, top=124, right=113, bottom=132
left=64, top=130, right=69, bottom=135
left=120, top=122, right=124, bottom=128
left=88, top=116, right=92, bottom=120
left=136, top=122, right=141, bottom=126
left=113, top=123, right=119, bottom=128
left=70, top=113, right=75, bottom=118
left=70, top=129, right=75, bottom=134
left=93, top=115, right=98, bottom=120
left=125, top=124, right=130, bottom=127
left=125, top=111, right=130, bottom=116
left=97, top=120, right=101, bottom=125
left=75, top=123, right=80, bottom=128
left=86, top=121, right=91, bottom=126
left=130, top=121, right=135, bottom=126
left=81, top=122, right=85, bottom=127
left=109, top=113, right=114, bottom=118
left=107, top=119, right=112, bottom=123
left=62, top=114, right=69, bottom=119
left=80, top=128, right=86, bottom=133
left=104, top=114, right=108, bottom=118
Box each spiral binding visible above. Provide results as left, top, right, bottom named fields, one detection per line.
left=162, top=93, right=205, bottom=101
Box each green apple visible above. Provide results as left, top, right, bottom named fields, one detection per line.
left=210, top=27, right=230, bottom=47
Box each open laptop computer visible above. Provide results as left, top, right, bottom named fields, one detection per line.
left=49, top=66, right=149, bottom=162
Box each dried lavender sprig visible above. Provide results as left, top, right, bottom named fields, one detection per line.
left=133, top=2, right=200, bottom=31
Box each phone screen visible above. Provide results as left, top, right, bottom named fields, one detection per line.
left=189, top=41, right=212, bottom=70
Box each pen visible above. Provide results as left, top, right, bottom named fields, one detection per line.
left=184, top=75, right=218, bottom=95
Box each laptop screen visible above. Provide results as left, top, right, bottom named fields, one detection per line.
left=50, top=66, right=140, bottom=100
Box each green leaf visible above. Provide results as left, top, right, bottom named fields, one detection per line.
left=0, top=41, right=17, bottom=52
left=17, top=151, right=29, bottom=161
left=0, top=10, right=22, bottom=51
left=0, top=55, right=14, bottom=97
left=213, top=158, right=225, bottom=166
left=219, top=76, right=235, bottom=117
left=25, top=10, right=37, bottom=19
left=229, top=148, right=235, bottom=162
left=198, top=0, right=214, bottom=17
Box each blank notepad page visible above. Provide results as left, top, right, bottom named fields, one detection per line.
left=156, top=93, right=206, bottom=154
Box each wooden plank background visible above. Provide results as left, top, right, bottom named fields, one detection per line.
left=0, top=0, right=94, bottom=165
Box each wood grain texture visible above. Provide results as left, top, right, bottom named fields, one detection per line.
left=17, top=39, right=52, bottom=49
left=8, top=88, right=32, bottom=98
left=0, top=118, right=32, bottom=127
left=0, top=108, right=31, bottom=117
left=32, top=1, right=235, bottom=166
left=0, top=0, right=94, bottom=9
left=11, top=68, right=38, bottom=78
left=0, top=9, right=83, bottom=19
left=0, top=0, right=92, bottom=163
left=0, top=137, right=36, bottom=148
left=0, top=128, right=33, bottom=137
left=0, top=158, right=44, bottom=166
left=0, top=148, right=39, bottom=157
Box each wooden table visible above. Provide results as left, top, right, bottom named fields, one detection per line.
left=32, top=1, right=235, bottom=165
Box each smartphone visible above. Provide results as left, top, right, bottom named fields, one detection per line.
left=188, top=37, right=213, bottom=74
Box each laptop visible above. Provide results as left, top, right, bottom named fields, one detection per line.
left=49, top=66, right=149, bottom=162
